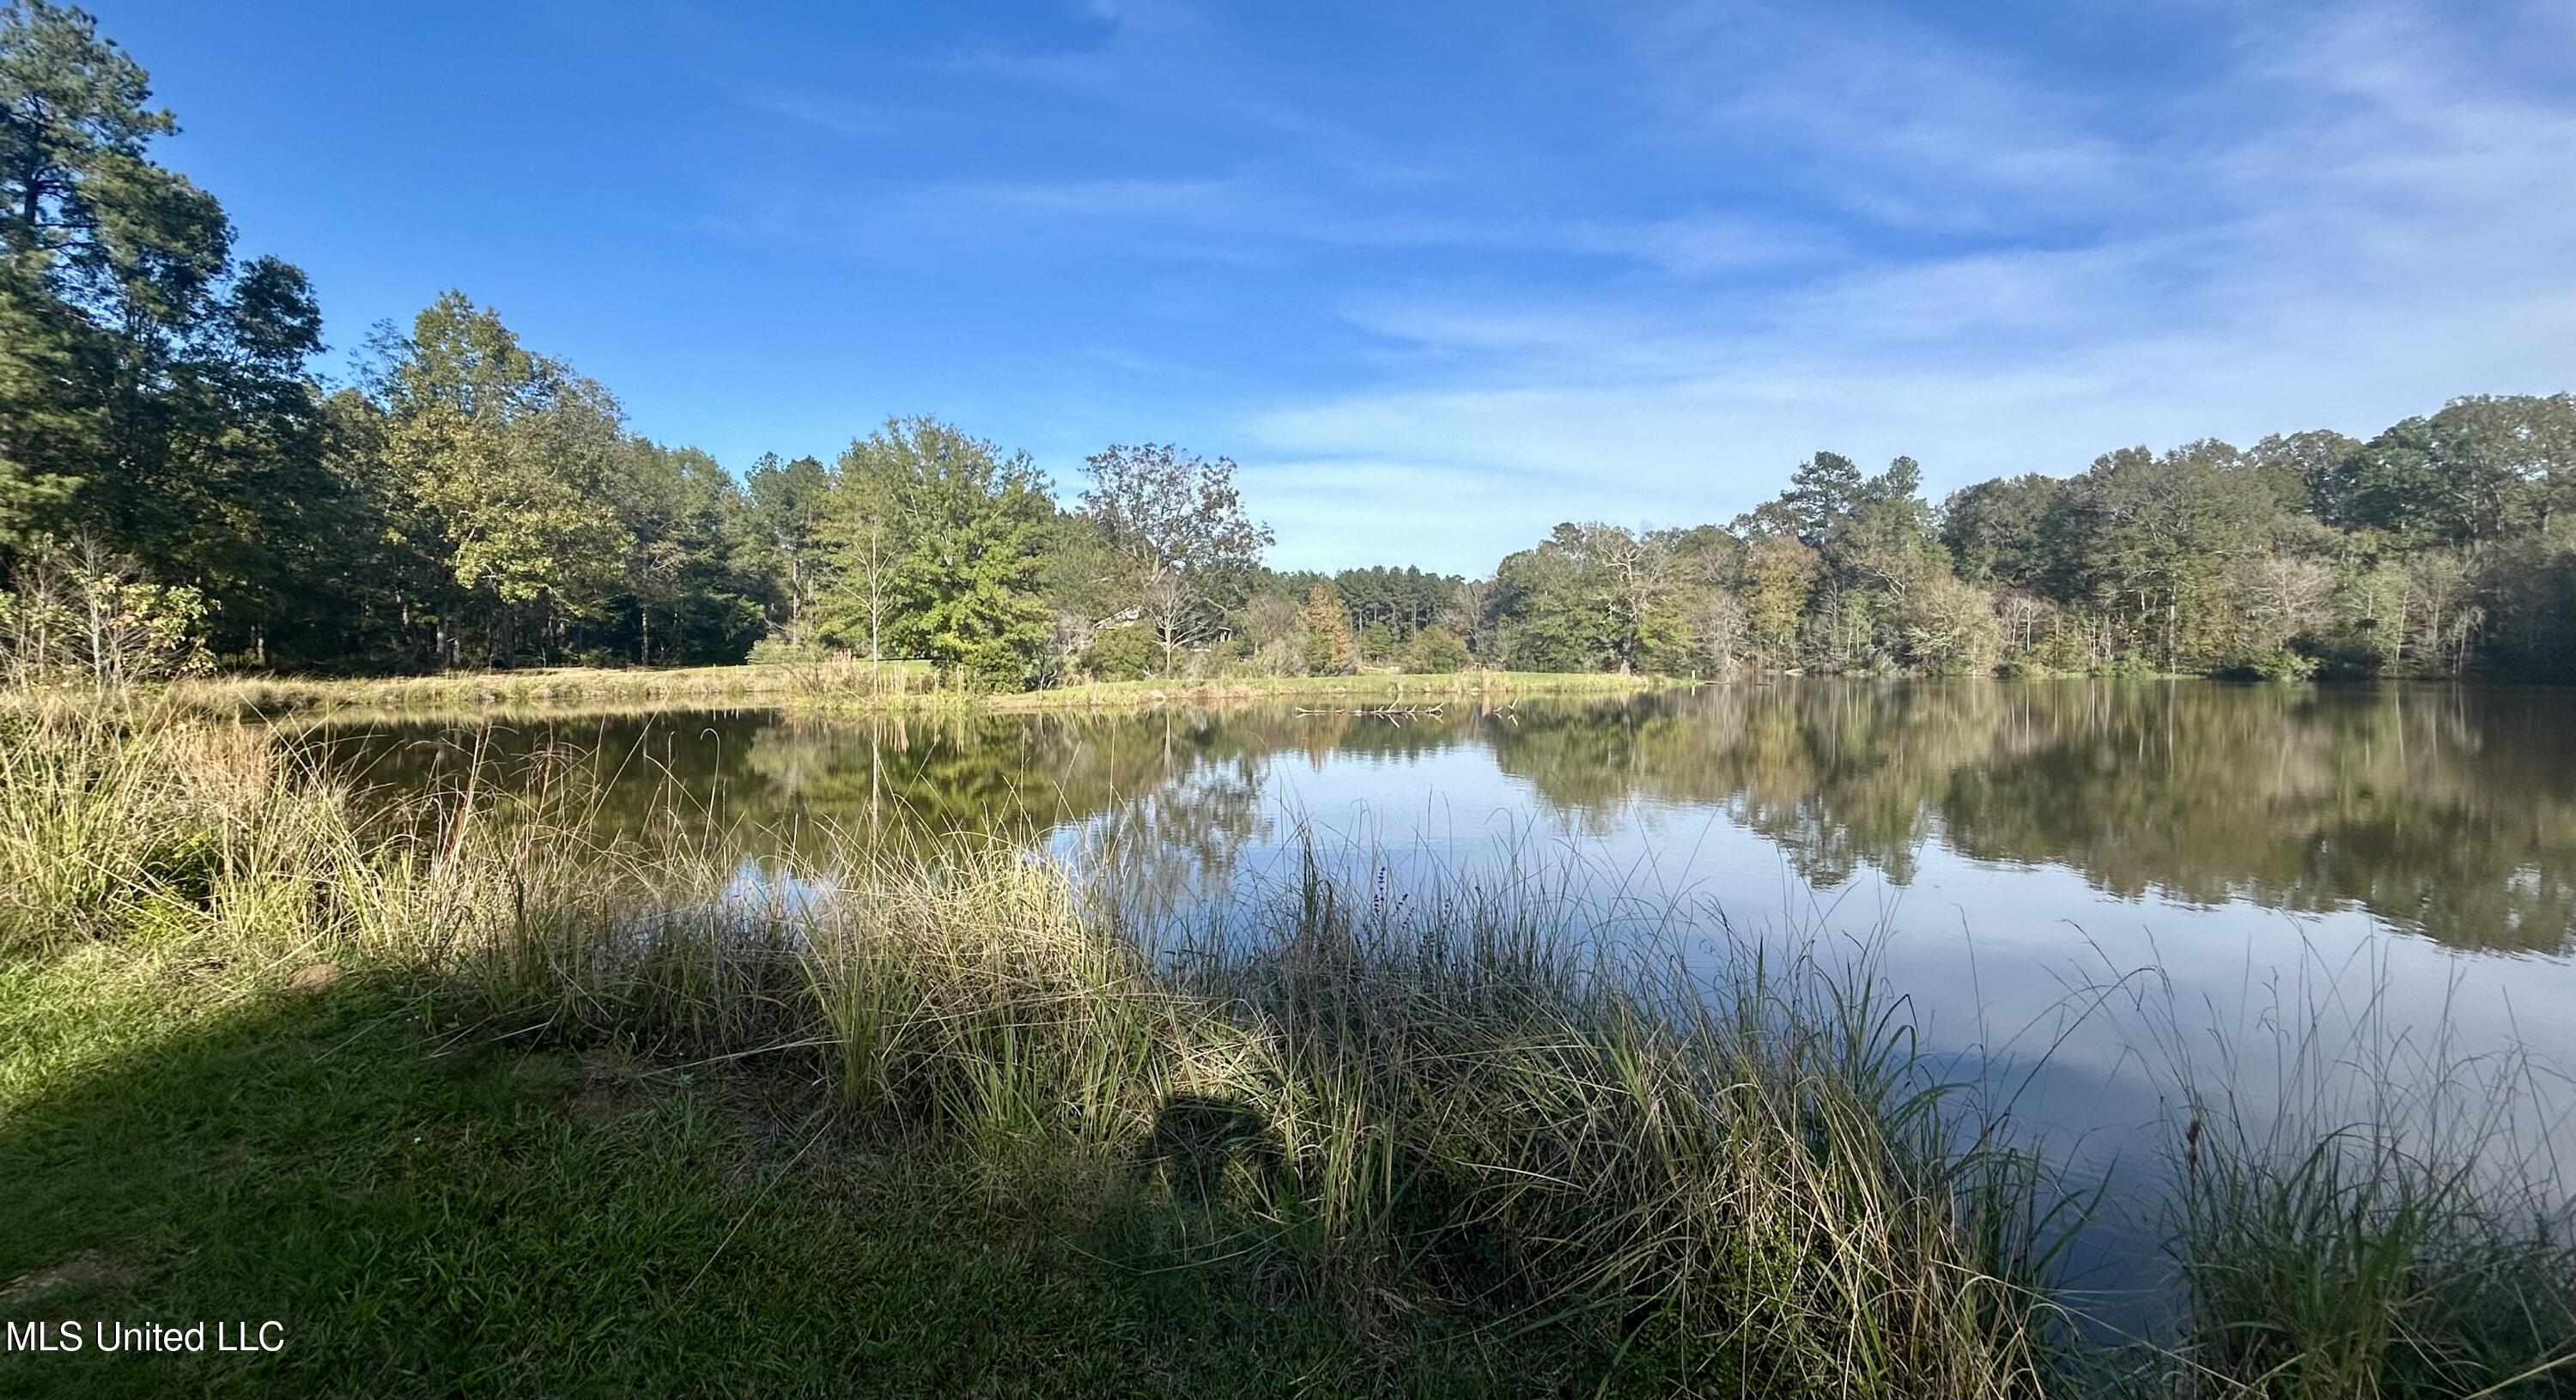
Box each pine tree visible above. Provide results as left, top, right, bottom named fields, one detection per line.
left=1295, top=583, right=1354, bottom=674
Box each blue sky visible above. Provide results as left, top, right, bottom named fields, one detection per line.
left=106, top=0, right=2576, bottom=573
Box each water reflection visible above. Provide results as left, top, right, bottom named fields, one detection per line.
left=295, top=682, right=2576, bottom=1324
left=1496, top=682, right=2576, bottom=953
left=301, top=681, right=2576, bottom=956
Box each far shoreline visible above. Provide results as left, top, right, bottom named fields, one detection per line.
left=122, top=662, right=2549, bottom=724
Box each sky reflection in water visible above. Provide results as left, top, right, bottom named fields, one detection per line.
left=308, top=678, right=2576, bottom=1288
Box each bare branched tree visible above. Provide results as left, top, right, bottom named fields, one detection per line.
left=1080, top=444, right=1273, bottom=675
left=0, top=536, right=210, bottom=694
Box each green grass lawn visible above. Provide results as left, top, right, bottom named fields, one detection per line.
left=0, top=950, right=1517, bottom=1397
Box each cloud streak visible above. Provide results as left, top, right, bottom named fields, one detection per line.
left=1218, top=1, right=2576, bottom=569
left=689, top=1, right=2576, bottom=574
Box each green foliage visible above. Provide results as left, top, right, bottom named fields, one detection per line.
left=1078, top=443, right=1272, bottom=670
left=1941, top=474, right=2072, bottom=590
left=1294, top=583, right=1354, bottom=674
left=1330, top=564, right=1460, bottom=641
left=739, top=452, right=832, bottom=639
left=0, top=0, right=336, bottom=661
left=2477, top=529, right=2576, bottom=680
left=820, top=418, right=1054, bottom=688
left=2336, top=395, right=2576, bottom=544
left=7, top=4, right=2576, bottom=693
left=1775, top=450, right=1867, bottom=546
left=611, top=442, right=762, bottom=664
left=2057, top=442, right=2281, bottom=672
left=0, top=534, right=209, bottom=688
left=1894, top=574, right=2001, bottom=674
left=2215, top=647, right=2320, bottom=682
left=1078, top=622, right=1154, bottom=681
left=1358, top=619, right=1394, bottom=661
left=2247, top=427, right=2363, bottom=517
left=1739, top=534, right=1820, bottom=664
left=1400, top=624, right=1469, bottom=672
left=1488, top=523, right=1687, bottom=672
left=387, top=294, right=631, bottom=624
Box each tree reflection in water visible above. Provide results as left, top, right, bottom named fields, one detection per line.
left=299, top=681, right=2576, bottom=956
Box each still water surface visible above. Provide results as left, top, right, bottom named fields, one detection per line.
left=305, top=680, right=2576, bottom=1220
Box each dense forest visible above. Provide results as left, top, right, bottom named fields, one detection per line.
left=4, top=1, right=2573, bottom=687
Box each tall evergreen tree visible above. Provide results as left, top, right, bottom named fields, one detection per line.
left=0, top=0, right=331, bottom=664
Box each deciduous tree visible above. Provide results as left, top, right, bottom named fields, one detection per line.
left=1079, top=443, right=1272, bottom=673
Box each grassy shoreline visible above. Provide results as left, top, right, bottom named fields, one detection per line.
left=165, top=660, right=922, bottom=716
left=161, top=663, right=1662, bottom=718
left=977, top=669, right=1661, bottom=712
left=4, top=703, right=2572, bottom=1397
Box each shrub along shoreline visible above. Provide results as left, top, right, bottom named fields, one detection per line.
left=3, top=701, right=2572, bottom=1397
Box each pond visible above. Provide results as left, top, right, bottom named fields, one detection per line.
left=301, top=678, right=2576, bottom=1293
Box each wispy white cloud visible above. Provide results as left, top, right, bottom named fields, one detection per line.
left=692, top=1, right=2576, bottom=575
left=933, top=0, right=1368, bottom=155
left=710, top=167, right=1839, bottom=283
left=1627, top=2, right=2153, bottom=233
left=1301, top=210, right=1837, bottom=277
left=748, top=91, right=893, bottom=141
left=1231, top=0, right=2576, bottom=571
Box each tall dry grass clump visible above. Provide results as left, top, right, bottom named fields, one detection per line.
left=769, top=845, right=2071, bottom=1395
left=2145, top=973, right=2576, bottom=1400
left=0, top=694, right=680, bottom=977
left=0, top=697, right=326, bottom=955
left=1164, top=860, right=2064, bottom=1395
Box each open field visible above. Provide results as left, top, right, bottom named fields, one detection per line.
left=3, top=701, right=2572, bottom=1397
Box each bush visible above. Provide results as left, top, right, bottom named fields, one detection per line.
left=1079, top=624, right=1156, bottom=682
left=1360, top=621, right=1396, bottom=663
left=1, top=536, right=212, bottom=690
left=2291, top=630, right=2385, bottom=681
left=2215, top=647, right=2318, bottom=682
left=1400, top=625, right=1470, bottom=672
left=1203, top=634, right=1262, bottom=678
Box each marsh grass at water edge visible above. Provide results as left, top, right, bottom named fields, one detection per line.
left=2, top=702, right=2573, bottom=1397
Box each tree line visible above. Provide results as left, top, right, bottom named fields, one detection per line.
left=4, top=1, right=2573, bottom=686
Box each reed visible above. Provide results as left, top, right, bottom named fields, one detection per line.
left=2148, top=966, right=2576, bottom=1399
left=161, top=657, right=938, bottom=718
